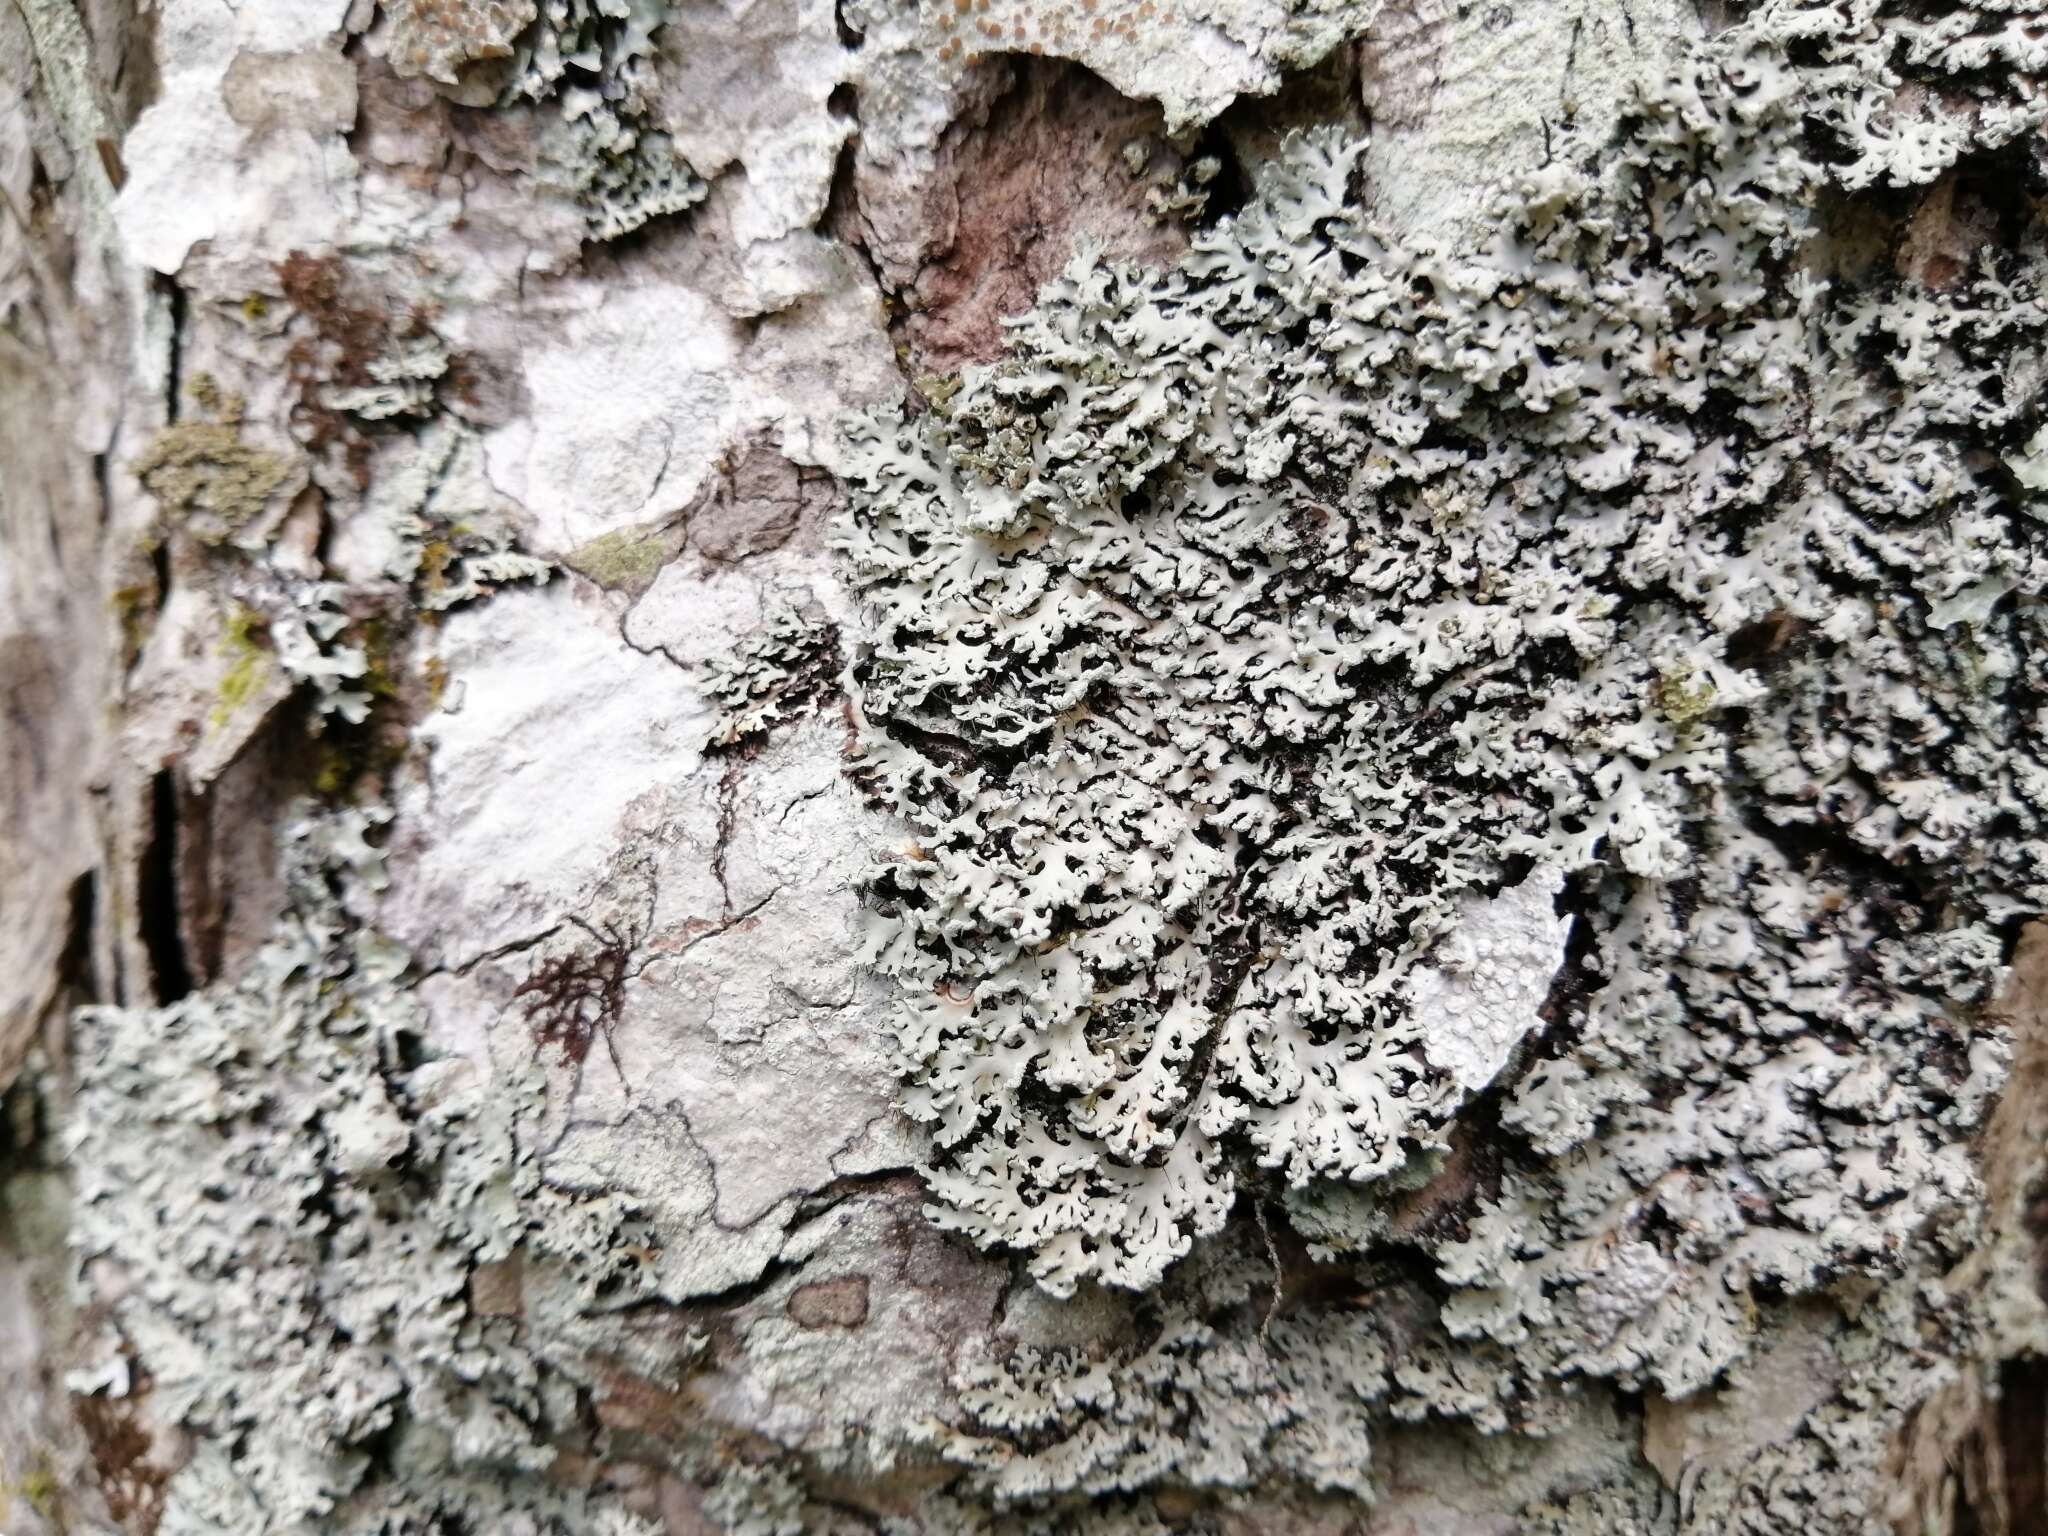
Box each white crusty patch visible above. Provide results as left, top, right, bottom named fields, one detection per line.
left=1411, top=867, right=1570, bottom=1093
left=382, top=580, right=712, bottom=965
left=114, top=0, right=359, bottom=275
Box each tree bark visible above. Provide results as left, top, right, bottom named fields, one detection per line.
left=3, top=1, right=2045, bottom=1533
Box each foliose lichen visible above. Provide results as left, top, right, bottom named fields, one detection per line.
left=65, top=807, right=674, bottom=1535
left=491, top=0, right=707, bottom=242
left=921, top=1239, right=1383, bottom=1508
left=837, top=0, right=2048, bottom=1467
left=58, top=0, right=2048, bottom=1529
left=380, top=0, right=704, bottom=241
left=699, top=597, right=845, bottom=754
left=378, top=421, right=553, bottom=612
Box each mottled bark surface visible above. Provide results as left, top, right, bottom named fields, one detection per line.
left=3, top=1, right=2047, bottom=1533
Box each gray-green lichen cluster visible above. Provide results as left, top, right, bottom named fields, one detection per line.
left=835, top=0, right=2048, bottom=1513
left=700, top=599, right=844, bottom=752
left=315, top=330, right=450, bottom=425
left=376, top=421, right=553, bottom=612
left=925, top=1241, right=1384, bottom=1504
left=384, top=0, right=706, bottom=242
left=66, top=809, right=674, bottom=1535
left=516, top=0, right=707, bottom=242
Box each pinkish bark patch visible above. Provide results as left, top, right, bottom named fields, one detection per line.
left=785, top=1274, right=871, bottom=1330
left=887, top=58, right=1192, bottom=373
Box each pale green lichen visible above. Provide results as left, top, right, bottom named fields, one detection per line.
left=566, top=520, right=683, bottom=596
left=510, top=0, right=705, bottom=242
left=700, top=599, right=843, bottom=753
left=208, top=603, right=272, bottom=728
left=270, top=581, right=374, bottom=723
left=65, top=808, right=671, bottom=1536
left=316, top=329, right=451, bottom=423
left=832, top=0, right=2048, bottom=1519
left=1649, top=663, right=1717, bottom=729
left=8, top=1461, right=59, bottom=1520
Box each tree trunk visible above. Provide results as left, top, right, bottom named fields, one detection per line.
left=3, top=1, right=2046, bottom=1532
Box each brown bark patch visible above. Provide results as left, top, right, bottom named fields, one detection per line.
left=785, top=1274, right=871, bottom=1330
left=594, top=1365, right=699, bottom=1441
left=688, top=440, right=824, bottom=564
left=74, top=1391, right=172, bottom=1534
left=221, top=49, right=358, bottom=135
left=469, top=1252, right=526, bottom=1318
left=894, top=58, right=1190, bottom=374
left=1897, top=171, right=2005, bottom=290
left=1887, top=923, right=2048, bottom=1534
